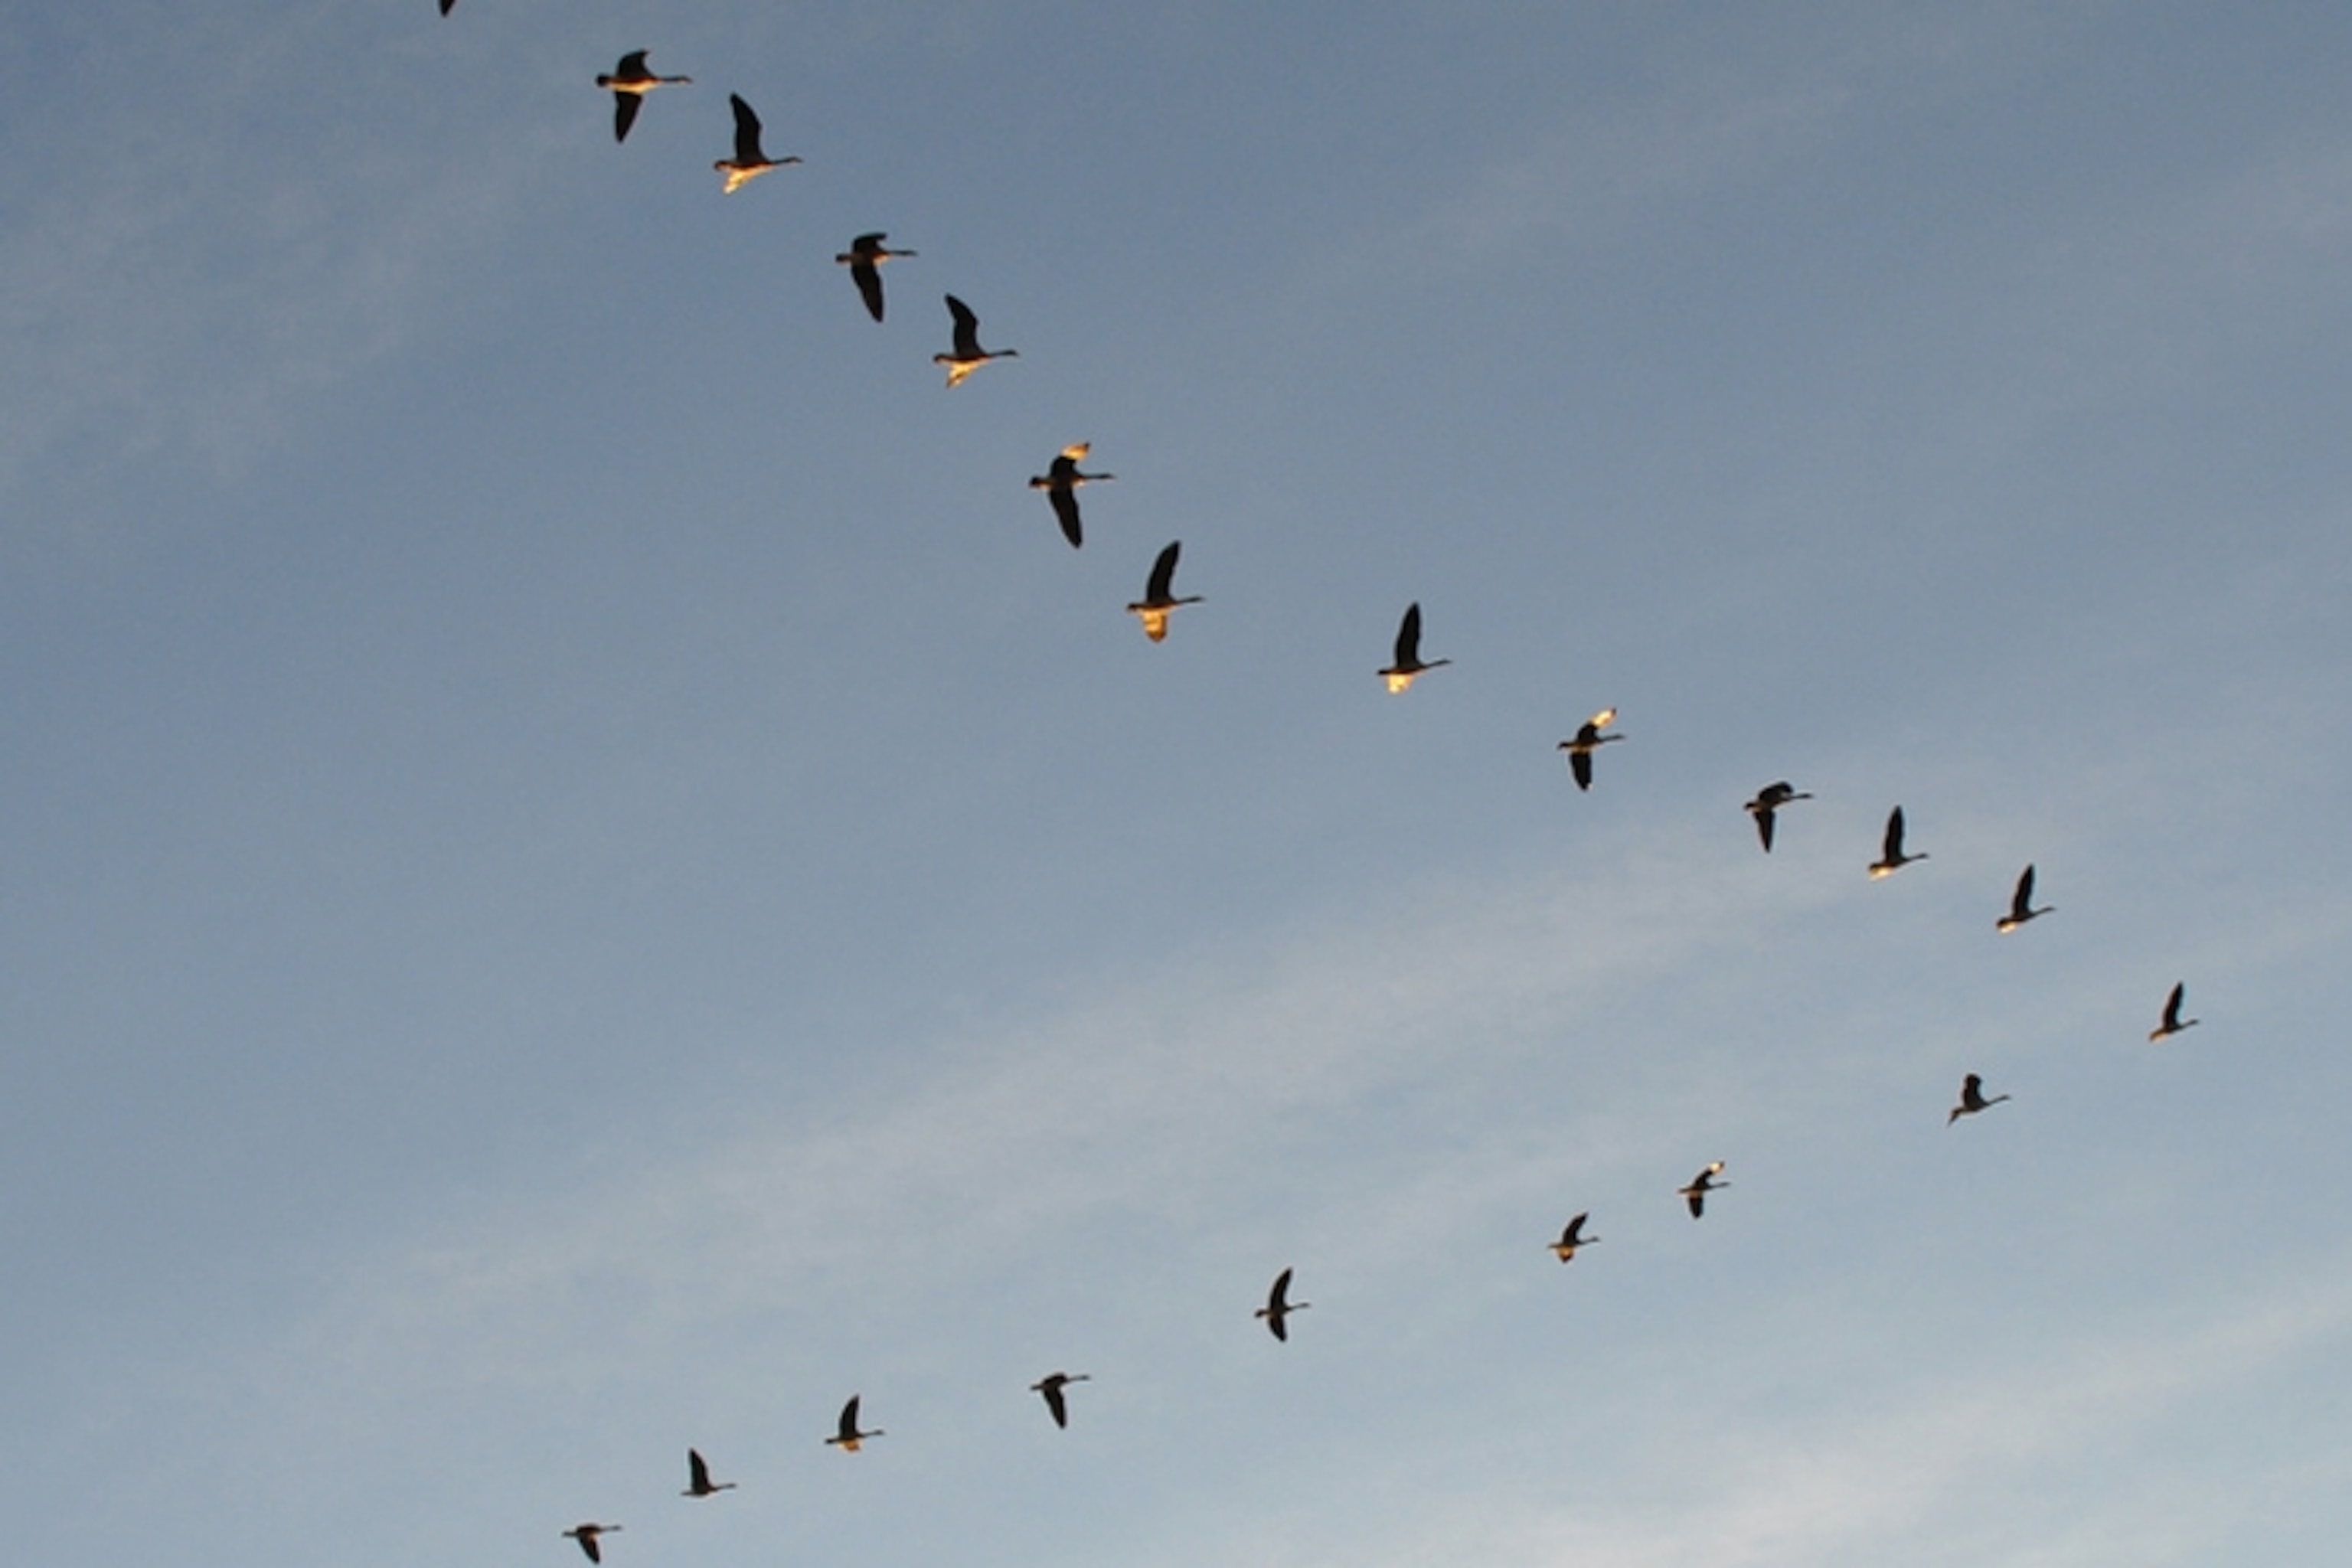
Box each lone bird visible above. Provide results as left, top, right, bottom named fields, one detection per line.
left=835, top=233, right=913, bottom=322
left=681, top=1448, right=734, bottom=1498
left=1743, top=782, right=1811, bottom=852
left=714, top=94, right=799, bottom=192
left=825, top=1395, right=884, bottom=1452
left=1029, top=443, right=1113, bottom=548
left=1996, top=864, right=2053, bottom=933
left=1947, top=1073, right=2011, bottom=1125
left=1256, top=1266, right=1309, bottom=1341
left=1868, top=805, right=1928, bottom=877
left=1549, top=1211, right=1600, bottom=1263
left=1379, top=602, right=1450, bottom=692
left=562, top=1524, right=621, bottom=1563
left=1679, top=1161, right=1729, bottom=1219
left=596, top=51, right=691, bottom=144
left=1029, top=1371, right=1092, bottom=1429
left=1557, top=710, right=1622, bottom=792
left=1128, top=540, right=1204, bottom=642
left=2149, top=982, right=2200, bottom=1042
left=936, top=295, right=1017, bottom=387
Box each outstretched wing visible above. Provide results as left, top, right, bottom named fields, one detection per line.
left=1570, top=748, right=1593, bottom=791
left=1883, top=806, right=1906, bottom=861
left=729, top=93, right=766, bottom=162
left=1393, top=602, right=1423, bottom=667
left=945, top=294, right=982, bottom=356
left=1754, top=804, right=1776, bottom=852
left=612, top=91, right=642, bottom=143
left=851, top=260, right=885, bottom=321
left=1050, top=486, right=1083, bottom=548
left=1041, top=1383, right=1069, bottom=1428
left=837, top=1395, right=862, bottom=1441
left=1145, top=541, right=1181, bottom=602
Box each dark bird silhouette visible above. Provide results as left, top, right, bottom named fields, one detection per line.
left=1743, top=782, right=1811, bottom=852
left=563, top=1524, right=621, bottom=1563
left=1868, top=805, right=1928, bottom=877
left=1029, top=1371, right=1091, bottom=1429
left=1028, top=443, right=1112, bottom=547
left=1679, top=1161, right=1728, bottom=1219
left=1379, top=602, right=1450, bottom=692
left=681, top=1448, right=734, bottom=1498
left=936, top=295, right=1017, bottom=387
left=2149, top=982, right=2200, bottom=1042
left=1947, top=1073, right=2011, bottom=1125
left=715, top=94, right=799, bottom=192
left=1549, top=1211, right=1599, bottom=1263
left=835, top=233, right=913, bottom=322
left=1997, top=864, right=2053, bottom=933
left=1557, top=709, right=1622, bottom=791
left=1256, top=1267, right=1309, bottom=1341
left=1129, top=540, right=1204, bottom=642
left=825, top=1395, right=883, bottom=1452
left=596, top=52, right=691, bottom=144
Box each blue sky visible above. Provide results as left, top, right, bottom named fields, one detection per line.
left=3, top=3, right=2350, bottom=1564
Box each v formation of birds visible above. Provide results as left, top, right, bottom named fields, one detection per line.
left=438, top=12, right=2213, bottom=1559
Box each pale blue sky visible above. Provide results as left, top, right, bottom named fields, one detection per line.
left=3, top=4, right=2349, bottom=1565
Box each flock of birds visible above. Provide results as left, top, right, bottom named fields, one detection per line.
left=412, top=12, right=2213, bottom=1560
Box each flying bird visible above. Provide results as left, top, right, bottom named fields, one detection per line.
left=835, top=233, right=914, bottom=322
left=1028, top=443, right=1113, bottom=548
left=1379, top=602, right=1450, bottom=692
left=681, top=1448, right=734, bottom=1498
left=2149, top=982, right=2200, bottom=1042
left=562, top=1524, right=621, bottom=1563
left=1557, top=709, right=1622, bottom=791
left=936, top=295, right=1018, bottom=387
left=1743, top=782, right=1811, bottom=852
left=714, top=94, right=799, bottom=192
left=1679, top=1161, right=1728, bottom=1219
left=825, top=1395, right=884, bottom=1452
left=1129, top=540, right=1204, bottom=642
left=1256, top=1267, right=1309, bottom=1341
left=1947, top=1073, right=2011, bottom=1125
left=596, top=52, right=691, bottom=144
left=1868, top=805, right=1928, bottom=877
left=1996, top=864, right=2053, bottom=933
left=1549, top=1211, right=1600, bottom=1263
left=1029, top=1371, right=1092, bottom=1429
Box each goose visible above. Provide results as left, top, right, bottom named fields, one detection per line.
left=1549, top=1211, right=1599, bottom=1263
left=1256, top=1266, right=1309, bottom=1341
left=1946, top=1073, right=2011, bottom=1124
left=562, top=1524, right=621, bottom=1563
left=1556, top=709, right=1622, bottom=791
left=1743, top=782, right=1811, bottom=852
left=1996, top=864, right=2052, bottom=933
left=835, top=233, right=914, bottom=322
left=2149, top=982, right=2200, bottom=1042
left=1129, top=540, right=1204, bottom=641
left=1379, top=602, right=1449, bottom=692
left=596, top=52, right=691, bottom=144
left=715, top=94, right=799, bottom=192
left=1028, top=443, right=1112, bottom=548
left=681, top=1448, right=735, bottom=1498
left=1679, top=1161, right=1728, bottom=1219
left=1029, top=1371, right=1092, bottom=1429
left=936, top=295, right=1017, bottom=387
left=825, top=1395, right=884, bottom=1452
left=1867, top=805, right=1928, bottom=877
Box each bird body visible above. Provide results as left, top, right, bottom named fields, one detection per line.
left=681, top=1448, right=734, bottom=1498
left=825, top=1395, right=883, bottom=1452
left=1128, top=540, right=1204, bottom=641
left=1557, top=709, right=1622, bottom=791
left=1379, top=602, right=1450, bottom=692
left=1256, top=1266, right=1309, bottom=1340
left=1997, top=864, right=2053, bottom=932
left=2149, top=982, right=2200, bottom=1041
left=835, top=233, right=913, bottom=322
left=596, top=51, right=691, bottom=143
left=1744, top=782, right=1811, bottom=852
left=1029, top=1371, right=1091, bottom=1429
left=1868, top=805, right=1927, bottom=877
left=1028, top=443, right=1112, bottom=548
left=563, top=1524, right=621, bottom=1563
left=715, top=93, right=799, bottom=192
left=1679, top=1161, right=1728, bottom=1219
left=1549, top=1211, right=1599, bottom=1262
left=1947, top=1073, right=2011, bottom=1124
left=936, top=295, right=1017, bottom=386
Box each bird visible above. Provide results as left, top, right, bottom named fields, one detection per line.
left=1256, top=1266, right=1309, bottom=1341
left=714, top=94, right=799, bottom=192
left=1996, top=864, right=2053, bottom=933
left=1379, top=602, right=1450, bottom=692
left=1128, top=541, right=1204, bottom=642
left=596, top=52, right=691, bottom=144
left=562, top=1524, right=621, bottom=1563
left=681, top=1448, right=735, bottom=1498
left=1555, top=709, right=1622, bottom=791
left=1743, top=782, right=1811, bottom=852
left=1029, top=1371, right=1091, bottom=1429
left=1679, top=1161, right=1728, bottom=1219
left=1548, top=1211, right=1599, bottom=1262
left=1947, top=1073, right=2011, bottom=1125
left=1028, top=443, right=1113, bottom=548
left=835, top=233, right=914, bottom=322
left=2149, top=982, right=2200, bottom=1042
left=825, top=1394, right=883, bottom=1452
left=935, top=295, right=1017, bottom=387
left=1867, top=805, right=1928, bottom=877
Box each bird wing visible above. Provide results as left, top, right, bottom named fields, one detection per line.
left=1754, top=804, right=1776, bottom=852
left=440, top=0, right=456, bottom=14
left=946, top=294, right=982, bottom=356
left=1686, top=1191, right=1705, bottom=1218
left=1145, top=541, right=1181, bottom=603
left=1570, top=748, right=1593, bottom=791
left=615, top=51, right=649, bottom=77
left=1393, top=603, right=1423, bottom=667
left=1268, top=1267, right=1293, bottom=1311
left=1050, top=486, right=1083, bottom=548
left=851, top=260, right=884, bottom=321
left=577, top=1533, right=603, bottom=1564
left=612, top=91, right=642, bottom=143
left=688, top=1449, right=710, bottom=1492
left=2163, top=982, right=2185, bottom=1028
left=838, top=1396, right=861, bottom=1439
left=1042, top=1383, right=1069, bottom=1427
left=1563, top=1212, right=1588, bottom=1243
left=729, top=93, right=765, bottom=162
left=2012, top=864, right=2036, bottom=917
left=850, top=231, right=886, bottom=257
left=1883, top=807, right=1906, bottom=861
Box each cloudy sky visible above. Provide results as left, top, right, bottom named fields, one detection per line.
left=4, top=3, right=2350, bottom=1564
